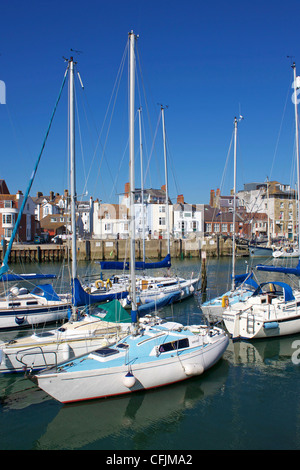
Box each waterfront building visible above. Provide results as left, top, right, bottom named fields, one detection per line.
left=0, top=179, right=37, bottom=242
left=238, top=181, right=297, bottom=240
left=173, top=195, right=204, bottom=238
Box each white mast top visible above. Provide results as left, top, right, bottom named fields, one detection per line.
left=292, top=62, right=300, bottom=260
left=231, top=117, right=238, bottom=291
left=69, top=57, right=78, bottom=320
left=129, top=31, right=138, bottom=321
left=161, top=105, right=170, bottom=254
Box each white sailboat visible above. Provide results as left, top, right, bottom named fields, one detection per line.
left=222, top=62, right=300, bottom=340
left=30, top=32, right=228, bottom=404
left=0, top=70, right=72, bottom=330
left=201, top=117, right=257, bottom=321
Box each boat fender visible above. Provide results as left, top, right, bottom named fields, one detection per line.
left=264, top=321, right=279, bottom=330
left=15, top=316, right=25, bottom=325
left=184, top=363, right=204, bottom=376
left=123, top=372, right=136, bottom=388
left=190, top=285, right=195, bottom=293
left=62, top=343, right=72, bottom=360
left=222, top=295, right=229, bottom=308
left=105, top=279, right=112, bottom=290
left=95, top=279, right=104, bottom=289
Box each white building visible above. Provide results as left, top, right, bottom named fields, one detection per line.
left=173, top=196, right=204, bottom=238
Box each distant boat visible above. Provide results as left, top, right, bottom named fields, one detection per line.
left=272, top=245, right=299, bottom=258
left=222, top=62, right=300, bottom=340
left=248, top=244, right=274, bottom=257
left=201, top=117, right=256, bottom=320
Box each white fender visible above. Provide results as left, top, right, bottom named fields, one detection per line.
left=123, top=372, right=136, bottom=388
left=184, top=363, right=204, bottom=376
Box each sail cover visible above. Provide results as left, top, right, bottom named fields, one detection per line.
left=72, top=277, right=129, bottom=307
left=256, top=260, right=300, bottom=276
left=99, top=254, right=171, bottom=271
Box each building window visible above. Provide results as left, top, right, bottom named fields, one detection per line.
left=159, top=205, right=165, bottom=213
left=221, top=223, right=227, bottom=232
left=206, top=223, right=212, bottom=232
left=159, top=217, right=165, bottom=226
left=4, top=200, right=12, bottom=208
left=214, top=223, right=220, bottom=232
left=2, top=214, right=13, bottom=224
left=230, top=223, right=233, bottom=232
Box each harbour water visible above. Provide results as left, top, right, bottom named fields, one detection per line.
left=1, top=257, right=300, bottom=451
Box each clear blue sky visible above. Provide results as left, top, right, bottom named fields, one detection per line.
left=1, top=0, right=300, bottom=205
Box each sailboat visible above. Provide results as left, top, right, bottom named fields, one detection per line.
left=0, top=55, right=183, bottom=372
left=97, top=103, right=199, bottom=304
left=201, top=117, right=257, bottom=321
left=222, top=63, right=300, bottom=340
left=0, top=70, right=72, bottom=330
left=30, top=32, right=228, bottom=404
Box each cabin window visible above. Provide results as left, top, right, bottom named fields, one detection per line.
left=93, top=348, right=119, bottom=357
left=158, top=338, right=189, bottom=353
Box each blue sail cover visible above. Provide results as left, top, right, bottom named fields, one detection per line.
left=256, top=260, right=300, bottom=276
left=234, top=272, right=259, bottom=289
left=31, top=284, right=62, bottom=302
left=72, top=277, right=129, bottom=307
left=137, top=290, right=182, bottom=317
left=253, top=281, right=295, bottom=302
left=0, top=273, right=57, bottom=282
left=99, top=254, right=171, bottom=271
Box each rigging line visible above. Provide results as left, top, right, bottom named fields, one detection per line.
left=79, top=41, right=128, bottom=199
left=143, top=111, right=162, bottom=186
left=270, top=76, right=292, bottom=180
left=164, top=129, right=181, bottom=198
left=73, top=76, right=88, bottom=199
left=0, top=65, right=69, bottom=277
left=92, top=42, right=128, bottom=200
left=135, top=43, right=163, bottom=186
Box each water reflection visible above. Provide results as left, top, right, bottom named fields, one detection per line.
left=35, top=360, right=229, bottom=450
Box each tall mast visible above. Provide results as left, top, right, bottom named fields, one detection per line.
left=161, top=105, right=170, bottom=254
left=292, top=62, right=300, bottom=258
left=232, top=117, right=237, bottom=291
left=129, top=31, right=138, bottom=323
left=69, top=57, right=78, bottom=321
left=138, top=107, right=145, bottom=263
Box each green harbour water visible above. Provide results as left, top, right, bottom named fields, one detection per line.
left=0, top=257, right=300, bottom=451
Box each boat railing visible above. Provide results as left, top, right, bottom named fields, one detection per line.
left=16, top=346, right=59, bottom=371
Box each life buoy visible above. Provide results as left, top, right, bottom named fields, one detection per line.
left=95, top=279, right=104, bottom=289
left=222, top=295, right=229, bottom=308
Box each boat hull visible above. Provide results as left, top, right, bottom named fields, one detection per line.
left=0, top=304, right=69, bottom=330
left=249, top=245, right=273, bottom=257
left=223, top=308, right=300, bottom=340
left=33, top=331, right=228, bottom=404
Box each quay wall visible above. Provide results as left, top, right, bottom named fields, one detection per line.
left=0, top=236, right=249, bottom=263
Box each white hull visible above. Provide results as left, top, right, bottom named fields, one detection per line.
left=0, top=330, right=122, bottom=373
left=0, top=303, right=69, bottom=330
left=272, top=248, right=299, bottom=258
left=223, top=292, right=300, bottom=339
left=33, top=326, right=228, bottom=404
